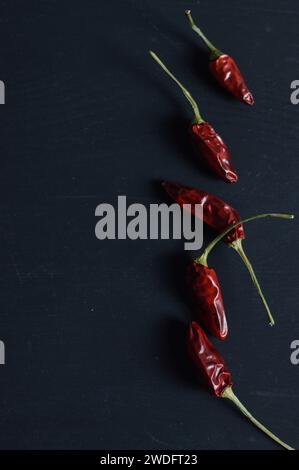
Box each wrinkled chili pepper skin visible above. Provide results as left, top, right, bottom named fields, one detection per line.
left=187, top=262, right=228, bottom=340
left=162, top=181, right=245, bottom=244
left=188, top=321, right=232, bottom=396
left=209, top=54, right=254, bottom=106
left=190, top=122, right=238, bottom=183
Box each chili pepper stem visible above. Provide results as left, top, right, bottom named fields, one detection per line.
left=149, top=51, right=204, bottom=124
left=230, top=238, right=274, bottom=326
left=197, top=213, right=294, bottom=266
left=185, top=10, right=221, bottom=59
left=221, top=386, right=294, bottom=450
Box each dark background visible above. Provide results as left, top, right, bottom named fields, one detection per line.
left=0, top=0, right=298, bottom=450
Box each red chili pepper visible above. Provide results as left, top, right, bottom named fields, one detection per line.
left=163, top=181, right=294, bottom=326
left=185, top=10, right=254, bottom=106
left=187, top=261, right=227, bottom=340
left=209, top=55, right=254, bottom=105
left=188, top=320, right=232, bottom=395
left=188, top=321, right=294, bottom=450
left=190, top=122, right=237, bottom=183
left=188, top=213, right=293, bottom=339
left=149, top=51, right=238, bottom=184
left=162, top=181, right=244, bottom=244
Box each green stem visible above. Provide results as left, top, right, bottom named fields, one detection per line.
left=196, top=213, right=294, bottom=266
left=230, top=238, right=274, bottom=326
left=185, top=10, right=221, bottom=59
left=221, top=387, right=294, bottom=450
left=149, top=50, right=204, bottom=124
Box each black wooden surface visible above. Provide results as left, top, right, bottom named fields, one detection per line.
left=0, top=0, right=299, bottom=450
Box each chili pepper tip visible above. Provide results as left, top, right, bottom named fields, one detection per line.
left=243, top=92, right=254, bottom=106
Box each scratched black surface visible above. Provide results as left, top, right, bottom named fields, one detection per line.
left=0, top=0, right=298, bottom=450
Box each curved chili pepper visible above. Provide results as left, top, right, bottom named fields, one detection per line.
left=149, top=51, right=238, bottom=183
left=185, top=10, right=254, bottom=106
left=163, top=181, right=294, bottom=326
left=188, top=321, right=294, bottom=450
left=188, top=213, right=293, bottom=339
left=162, top=180, right=244, bottom=244
left=187, top=261, right=227, bottom=340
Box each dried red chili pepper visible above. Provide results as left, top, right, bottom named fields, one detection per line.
left=185, top=10, right=254, bottom=106
left=188, top=213, right=293, bottom=339
left=188, top=321, right=294, bottom=450
left=187, top=261, right=227, bottom=340
left=188, top=320, right=232, bottom=395
left=163, top=181, right=293, bottom=326
left=149, top=51, right=238, bottom=183
left=162, top=181, right=243, bottom=244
